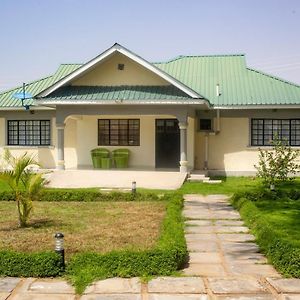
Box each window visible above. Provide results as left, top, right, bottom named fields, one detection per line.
left=98, top=119, right=140, bottom=146
left=7, top=120, right=51, bottom=146
left=199, top=119, right=212, bottom=131
left=251, top=119, right=300, bottom=146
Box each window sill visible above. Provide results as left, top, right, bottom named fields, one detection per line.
left=4, top=145, right=55, bottom=149
left=246, top=145, right=300, bottom=150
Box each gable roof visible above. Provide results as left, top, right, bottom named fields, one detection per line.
left=35, top=43, right=202, bottom=99
left=154, top=55, right=300, bottom=107
left=1, top=45, right=300, bottom=108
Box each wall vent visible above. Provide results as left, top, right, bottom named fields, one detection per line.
left=118, top=63, right=125, bottom=70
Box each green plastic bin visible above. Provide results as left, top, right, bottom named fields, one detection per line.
left=90, top=148, right=110, bottom=168
left=112, top=149, right=130, bottom=168
left=101, top=157, right=112, bottom=169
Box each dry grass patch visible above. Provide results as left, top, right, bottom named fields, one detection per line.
left=0, top=201, right=166, bottom=258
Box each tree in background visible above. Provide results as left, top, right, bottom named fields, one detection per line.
left=0, top=150, right=46, bottom=227
left=255, top=136, right=300, bottom=190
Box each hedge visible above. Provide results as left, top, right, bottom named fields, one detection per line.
left=0, top=251, right=62, bottom=277
left=231, top=192, right=300, bottom=278
left=0, top=190, right=161, bottom=202
left=66, top=193, right=187, bottom=293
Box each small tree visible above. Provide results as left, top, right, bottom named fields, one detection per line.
left=255, top=136, right=300, bottom=189
left=0, top=150, right=46, bottom=227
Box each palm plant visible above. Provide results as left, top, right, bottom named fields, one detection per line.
left=0, top=150, right=46, bottom=227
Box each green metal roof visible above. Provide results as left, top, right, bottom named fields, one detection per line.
left=43, top=85, right=191, bottom=101
left=1, top=54, right=300, bottom=108
left=154, top=55, right=300, bottom=106
left=0, top=64, right=81, bottom=107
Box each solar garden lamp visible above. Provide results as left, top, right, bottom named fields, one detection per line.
left=12, top=83, right=32, bottom=111
left=132, top=181, right=137, bottom=194
left=54, top=232, right=65, bottom=269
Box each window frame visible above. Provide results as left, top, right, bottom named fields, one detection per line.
left=198, top=118, right=213, bottom=132
left=98, top=119, right=140, bottom=146
left=7, top=120, right=51, bottom=146
left=250, top=118, right=300, bottom=147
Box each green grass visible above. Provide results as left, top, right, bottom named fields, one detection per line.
left=248, top=194, right=300, bottom=249
left=179, top=176, right=263, bottom=195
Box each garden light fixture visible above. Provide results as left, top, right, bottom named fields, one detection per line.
left=54, top=232, right=65, bottom=269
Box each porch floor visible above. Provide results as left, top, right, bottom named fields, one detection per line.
left=44, top=169, right=187, bottom=190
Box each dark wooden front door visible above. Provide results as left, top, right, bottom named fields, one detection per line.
left=155, top=119, right=180, bottom=168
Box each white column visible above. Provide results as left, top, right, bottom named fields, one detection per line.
left=179, top=122, right=188, bottom=173
left=56, top=123, right=65, bottom=170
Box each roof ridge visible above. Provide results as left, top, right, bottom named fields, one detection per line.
left=0, top=75, right=53, bottom=96
left=247, top=67, right=300, bottom=88
left=153, top=54, right=245, bottom=64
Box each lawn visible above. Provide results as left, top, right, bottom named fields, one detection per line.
left=0, top=201, right=166, bottom=258
left=254, top=197, right=300, bottom=249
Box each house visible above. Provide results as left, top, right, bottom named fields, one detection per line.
left=0, top=43, right=299, bottom=175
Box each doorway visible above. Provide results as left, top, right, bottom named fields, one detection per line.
left=155, top=119, right=180, bottom=168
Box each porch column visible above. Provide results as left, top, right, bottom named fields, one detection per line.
left=56, top=123, right=65, bottom=170
left=179, top=122, right=188, bottom=173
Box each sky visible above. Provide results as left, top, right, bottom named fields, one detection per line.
left=0, top=0, right=300, bottom=92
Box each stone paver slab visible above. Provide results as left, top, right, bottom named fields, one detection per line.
left=215, top=226, right=249, bottom=233
left=215, top=220, right=244, bottom=226
left=282, top=295, right=300, bottom=300
left=189, top=252, right=222, bottom=264
left=208, top=278, right=266, bottom=294
left=185, top=220, right=213, bottom=226
left=185, top=234, right=218, bottom=241
left=186, top=241, right=219, bottom=252
left=148, top=277, right=205, bottom=294
left=221, top=242, right=260, bottom=254
left=183, top=264, right=226, bottom=276
left=148, top=295, right=208, bottom=300
left=84, top=278, right=141, bottom=294
left=215, top=295, right=274, bottom=300
left=217, top=233, right=255, bottom=242
left=80, top=295, right=141, bottom=300
left=229, top=264, right=279, bottom=277
left=0, top=292, right=10, bottom=300
left=186, top=226, right=215, bottom=234
left=0, top=278, right=21, bottom=292
left=29, top=280, right=74, bottom=294
left=266, top=278, right=300, bottom=293
left=10, top=295, right=75, bottom=300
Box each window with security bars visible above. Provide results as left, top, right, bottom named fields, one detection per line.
left=251, top=119, right=300, bottom=146
left=98, top=119, right=140, bottom=146
left=7, top=120, right=51, bottom=146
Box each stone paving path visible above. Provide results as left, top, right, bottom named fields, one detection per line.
left=1, top=194, right=300, bottom=299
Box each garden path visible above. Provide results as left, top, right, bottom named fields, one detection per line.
left=1, top=194, right=300, bottom=299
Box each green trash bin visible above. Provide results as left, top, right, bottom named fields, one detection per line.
left=101, top=157, right=112, bottom=169
left=90, top=148, right=110, bottom=168
left=112, top=149, right=130, bottom=168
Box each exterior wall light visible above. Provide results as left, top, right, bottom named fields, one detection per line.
left=54, top=232, right=65, bottom=269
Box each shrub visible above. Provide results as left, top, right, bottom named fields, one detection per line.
left=0, top=150, right=46, bottom=227
left=231, top=194, right=300, bottom=278
left=0, top=251, right=62, bottom=277
left=255, top=136, right=300, bottom=189
left=66, top=193, right=187, bottom=294
left=0, top=190, right=161, bottom=202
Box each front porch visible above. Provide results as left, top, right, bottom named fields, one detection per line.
left=53, top=105, right=200, bottom=173
left=44, top=168, right=187, bottom=190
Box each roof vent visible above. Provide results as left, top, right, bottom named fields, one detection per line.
left=118, top=63, right=125, bottom=70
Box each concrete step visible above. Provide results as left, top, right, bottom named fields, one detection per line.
left=203, top=179, right=222, bottom=184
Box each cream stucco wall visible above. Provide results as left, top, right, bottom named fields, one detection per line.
left=72, top=53, right=169, bottom=86
left=66, top=115, right=194, bottom=169
left=195, top=117, right=259, bottom=173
